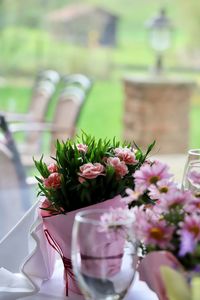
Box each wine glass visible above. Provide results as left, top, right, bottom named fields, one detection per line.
left=182, top=161, right=200, bottom=194
left=71, top=208, right=138, bottom=300
left=182, top=149, right=200, bottom=190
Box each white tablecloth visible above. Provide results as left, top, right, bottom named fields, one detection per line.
left=0, top=201, right=159, bottom=300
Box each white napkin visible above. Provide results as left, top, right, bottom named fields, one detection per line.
left=0, top=201, right=159, bottom=300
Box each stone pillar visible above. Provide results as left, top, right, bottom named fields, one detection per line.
left=123, top=76, right=195, bottom=154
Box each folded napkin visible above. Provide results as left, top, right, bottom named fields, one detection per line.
left=0, top=200, right=159, bottom=300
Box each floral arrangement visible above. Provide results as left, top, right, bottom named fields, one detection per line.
left=103, top=159, right=200, bottom=272
left=98, top=159, right=200, bottom=299
left=34, top=133, right=155, bottom=214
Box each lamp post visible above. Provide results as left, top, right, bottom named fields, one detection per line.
left=146, top=8, right=173, bottom=75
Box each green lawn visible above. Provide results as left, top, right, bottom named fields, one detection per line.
left=0, top=78, right=200, bottom=149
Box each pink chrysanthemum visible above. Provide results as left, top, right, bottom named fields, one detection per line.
left=157, top=189, right=193, bottom=212
left=134, top=160, right=172, bottom=192
left=179, top=214, right=200, bottom=241
left=133, top=206, right=174, bottom=248
left=148, top=179, right=177, bottom=200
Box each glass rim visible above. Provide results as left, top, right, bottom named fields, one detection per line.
left=187, top=160, right=200, bottom=166
left=75, top=208, right=133, bottom=226
left=188, top=149, right=200, bottom=155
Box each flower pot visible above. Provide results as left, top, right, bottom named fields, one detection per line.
left=40, top=195, right=125, bottom=297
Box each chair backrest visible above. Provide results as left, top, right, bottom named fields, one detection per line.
left=28, top=70, right=60, bottom=122
left=62, top=73, right=92, bottom=93
left=23, top=70, right=60, bottom=154
left=50, top=82, right=89, bottom=154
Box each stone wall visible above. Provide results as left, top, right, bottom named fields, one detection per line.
left=123, top=76, right=195, bottom=154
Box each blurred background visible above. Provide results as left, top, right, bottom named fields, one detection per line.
left=1, top=0, right=200, bottom=239
left=0, top=0, right=200, bottom=151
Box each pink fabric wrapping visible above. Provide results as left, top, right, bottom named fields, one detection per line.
left=138, top=251, right=183, bottom=300
left=40, top=195, right=125, bottom=296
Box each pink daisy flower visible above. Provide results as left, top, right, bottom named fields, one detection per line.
left=135, top=211, right=174, bottom=248
left=157, top=189, right=193, bottom=212
left=134, top=160, right=172, bottom=192
left=148, top=179, right=177, bottom=200
left=179, top=214, right=200, bottom=241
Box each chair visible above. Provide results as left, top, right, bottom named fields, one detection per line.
left=8, top=73, right=92, bottom=164
left=0, top=69, right=60, bottom=123
left=0, top=115, right=36, bottom=240
left=0, top=70, right=61, bottom=156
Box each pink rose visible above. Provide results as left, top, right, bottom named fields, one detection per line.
left=48, top=163, right=58, bottom=173
left=44, top=172, right=61, bottom=188
left=77, top=143, right=88, bottom=153
left=78, top=163, right=105, bottom=179
left=78, top=176, right=86, bottom=184
left=107, top=157, right=128, bottom=178
left=114, top=147, right=138, bottom=165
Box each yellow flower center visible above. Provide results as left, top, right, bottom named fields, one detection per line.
left=149, top=176, right=159, bottom=184
left=189, top=226, right=200, bottom=237
left=159, top=186, right=168, bottom=193
left=150, top=227, right=164, bottom=240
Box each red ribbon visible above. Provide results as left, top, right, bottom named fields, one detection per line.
left=44, top=229, right=76, bottom=296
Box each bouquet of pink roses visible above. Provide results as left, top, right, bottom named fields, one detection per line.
left=35, top=133, right=156, bottom=214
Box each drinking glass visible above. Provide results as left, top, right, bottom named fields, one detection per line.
left=182, top=161, right=200, bottom=194
left=182, top=149, right=200, bottom=190
left=71, top=209, right=138, bottom=300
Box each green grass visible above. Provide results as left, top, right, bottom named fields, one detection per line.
left=0, top=78, right=200, bottom=149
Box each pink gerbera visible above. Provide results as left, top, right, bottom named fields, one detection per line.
left=157, top=189, right=193, bottom=212
left=179, top=214, right=200, bottom=241
left=148, top=179, right=177, bottom=200
left=134, top=160, right=172, bottom=192
left=134, top=209, right=174, bottom=248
